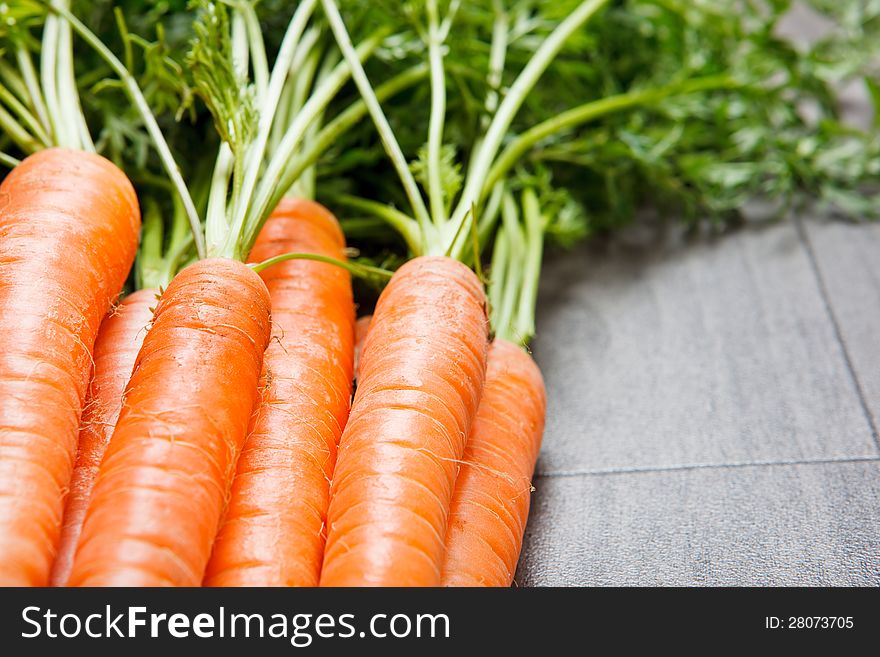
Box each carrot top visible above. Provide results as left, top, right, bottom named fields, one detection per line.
left=56, top=0, right=420, bottom=269
left=0, top=1, right=205, bottom=261
left=319, top=0, right=613, bottom=260
left=0, top=0, right=93, bottom=159
left=179, top=0, right=427, bottom=263
left=10, top=2, right=409, bottom=280
left=320, top=0, right=879, bottom=343
left=136, top=193, right=198, bottom=291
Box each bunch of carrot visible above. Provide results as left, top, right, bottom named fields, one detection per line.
left=0, top=0, right=554, bottom=588
left=1, top=0, right=876, bottom=588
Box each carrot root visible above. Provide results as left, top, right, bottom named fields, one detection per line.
left=68, top=259, right=271, bottom=586
left=440, top=339, right=546, bottom=587
left=353, top=315, right=372, bottom=382
left=205, top=198, right=355, bottom=587
left=49, top=288, right=157, bottom=587
left=320, top=256, right=489, bottom=587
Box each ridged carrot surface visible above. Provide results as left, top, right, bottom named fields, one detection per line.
left=0, top=149, right=140, bottom=586
left=204, top=198, right=355, bottom=586
left=49, top=288, right=157, bottom=586
left=440, top=339, right=546, bottom=587
left=320, top=256, right=489, bottom=586
left=353, top=315, right=372, bottom=382
left=68, top=259, right=271, bottom=586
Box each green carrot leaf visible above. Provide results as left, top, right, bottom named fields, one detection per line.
left=185, top=0, right=255, bottom=155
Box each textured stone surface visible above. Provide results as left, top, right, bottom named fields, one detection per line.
left=800, top=217, right=880, bottom=435
left=514, top=1, right=880, bottom=587
left=530, top=220, right=878, bottom=476
left=517, top=461, right=880, bottom=586
left=518, top=216, right=880, bottom=585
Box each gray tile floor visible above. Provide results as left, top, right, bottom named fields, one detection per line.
left=515, top=0, right=880, bottom=589
left=516, top=215, right=880, bottom=586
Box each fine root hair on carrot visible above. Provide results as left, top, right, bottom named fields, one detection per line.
left=437, top=454, right=529, bottom=490
left=0, top=149, right=140, bottom=586
left=439, top=339, right=545, bottom=587
left=203, top=199, right=355, bottom=587
left=70, top=260, right=271, bottom=587
left=320, top=256, right=489, bottom=587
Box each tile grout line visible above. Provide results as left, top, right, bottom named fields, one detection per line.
left=534, top=454, right=880, bottom=479
left=794, top=215, right=880, bottom=453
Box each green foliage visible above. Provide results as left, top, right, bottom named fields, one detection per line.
left=88, top=6, right=195, bottom=171
left=3, top=0, right=878, bottom=273
left=510, top=0, right=880, bottom=230
left=515, top=166, right=588, bottom=247
left=312, top=1, right=875, bottom=245
left=185, top=0, right=255, bottom=155
left=410, top=142, right=462, bottom=214
left=0, top=1, right=44, bottom=46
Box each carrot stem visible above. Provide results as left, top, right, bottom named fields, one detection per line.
left=494, top=191, right=525, bottom=341
left=248, top=251, right=393, bottom=281
left=137, top=193, right=195, bottom=290
left=15, top=46, right=50, bottom=131
left=0, top=81, right=51, bottom=148
left=477, top=181, right=505, bottom=249
left=426, top=0, right=449, bottom=227
left=54, top=1, right=93, bottom=152
left=335, top=195, right=420, bottom=254
left=40, top=12, right=63, bottom=146
left=0, top=61, right=28, bottom=109
left=228, top=10, right=250, bottom=223
left=446, top=0, right=611, bottom=256
left=223, top=0, right=318, bottom=251
left=485, top=74, right=740, bottom=191
left=515, top=187, right=544, bottom=345
left=112, top=8, right=134, bottom=72
left=238, top=30, right=388, bottom=258
left=205, top=144, right=234, bottom=257
left=487, top=205, right=509, bottom=335
left=136, top=199, right=165, bottom=291
left=0, top=104, right=41, bottom=154
left=240, top=2, right=268, bottom=100
left=270, top=63, right=429, bottom=216
left=466, top=0, right=508, bottom=176
left=0, top=151, right=20, bottom=168
left=267, top=29, right=322, bottom=160
left=321, top=0, right=435, bottom=251
left=483, top=1, right=507, bottom=124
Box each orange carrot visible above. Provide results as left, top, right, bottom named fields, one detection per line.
left=440, top=339, right=546, bottom=587
left=0, top=148, right=140, bottom=586
left=320, top=256, right=489, bottom=586
left=204, top=198, right=355, bottom=587
left=67, top=259, right=271, bottom=586
left=353, top=314, right=372, bottom=382
left=49, top=288, right=156, bottom=587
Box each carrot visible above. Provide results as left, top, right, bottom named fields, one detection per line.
left=320, top=256, right=489, bottom=586
left=353, top=314, right=372, bottom=381
left=440, top=339, right=545, bottom=586
left=0, top=148, right=140, bottom=586
left=204, top=198, right=355, bottom=587
left=67, top=259, right=271, bottom=586
left=56, top=0, right=403, bottom=586
left=49, top=288, right=157, bottom=587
